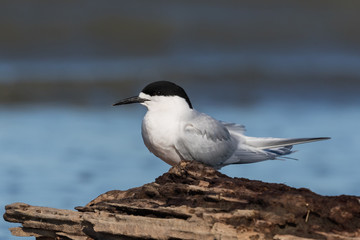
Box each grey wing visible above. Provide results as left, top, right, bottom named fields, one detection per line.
left=174, top=112, right=237, bottom=168
left=222, top=144, right=284, bottom=165
left=221, top=121, right=246, bottom=135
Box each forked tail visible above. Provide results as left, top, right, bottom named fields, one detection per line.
left=222, top=137, right=330, bottom=166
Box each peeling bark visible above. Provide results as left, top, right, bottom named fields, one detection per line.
left=4, top=161, right=360, bottom=240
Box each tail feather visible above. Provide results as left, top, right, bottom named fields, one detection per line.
left=222, top=137, right=330, bottom=166
left=245, top=137, right=330, bottom=150
left=222, top=122, right=330, bottom=167
left=264, top=145, right=293, bottom=155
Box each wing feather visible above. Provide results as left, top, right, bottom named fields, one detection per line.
left=174, top=112, right=237, bottom=167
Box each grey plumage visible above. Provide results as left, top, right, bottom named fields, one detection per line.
left=173, top=110, right=329, bottom=169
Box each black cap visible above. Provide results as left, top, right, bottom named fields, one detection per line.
left=141, top=81, right=193, bottom=109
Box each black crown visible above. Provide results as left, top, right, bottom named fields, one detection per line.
left=141, top=81, right=193, bottom=109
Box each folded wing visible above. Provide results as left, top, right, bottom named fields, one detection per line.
left=174, top=112, right=237, bottom=168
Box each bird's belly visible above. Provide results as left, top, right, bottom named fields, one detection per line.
left=141, top=119, right=182, bottom=166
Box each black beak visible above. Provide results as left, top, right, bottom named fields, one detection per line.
left=112, top=96, right=149, bottom=106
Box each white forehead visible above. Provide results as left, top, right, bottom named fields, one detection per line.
left=139, top=92, right=151, bottom=99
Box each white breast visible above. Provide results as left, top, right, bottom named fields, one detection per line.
left=141, top=110, right=184, bottom=166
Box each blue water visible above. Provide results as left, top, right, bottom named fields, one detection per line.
left=1, top=98, right=359, bottom=239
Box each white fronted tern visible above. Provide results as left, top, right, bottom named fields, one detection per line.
left=113, top=81, right=330, bottom=169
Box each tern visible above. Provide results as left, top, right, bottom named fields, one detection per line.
left=113, top=81, right=329, bottom=169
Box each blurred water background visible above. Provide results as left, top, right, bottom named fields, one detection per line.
left=1, top=1, right=360, bottom=238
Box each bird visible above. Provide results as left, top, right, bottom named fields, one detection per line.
left=113, top=81, right=330, bottom=169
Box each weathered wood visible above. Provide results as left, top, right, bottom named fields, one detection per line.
left=4, top=161, right=360, bottom=240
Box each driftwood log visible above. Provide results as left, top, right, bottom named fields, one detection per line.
left=3, top=161, right=360, bottom=240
